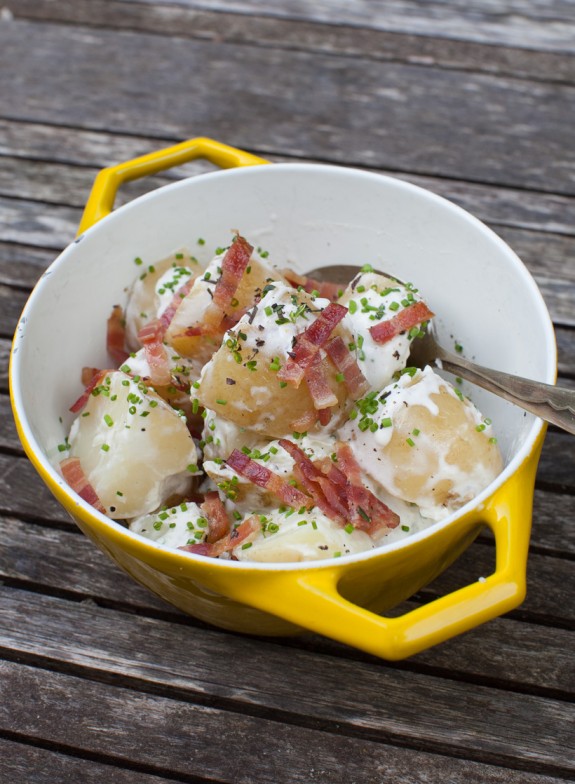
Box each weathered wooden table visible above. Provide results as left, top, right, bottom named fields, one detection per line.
left=1, top=2, right=574, bottom=782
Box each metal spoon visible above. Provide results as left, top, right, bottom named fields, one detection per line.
left=306, top=264, right=575, bottom=435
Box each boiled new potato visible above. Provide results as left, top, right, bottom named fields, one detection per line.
left=340, top=366, right=503, bottom=520
left=197, top=282, right=352, bottom=437
left=124, top=249, right=201, bottom=350
left=165, top=247, right=286, bottom=362
left=67, top=370, right=198, bottom=519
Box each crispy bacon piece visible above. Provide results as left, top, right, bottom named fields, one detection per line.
left=107, top=305, right=129, bottom=365
left=226, top=449, right=314, bottom=510
left=278, top=439, right=399, bottom=535
left=180, top=515, right=259, bottom=557
left=336, top=444, right=399, bottom=535
left=277, top=302, right=348, bottom=387
left=325, top=336, right=369, bottom=398
left=282, top=268, right=342, bottom=302
left=81, top=367, right=101, bottom=387
left=60, top=457, right=106, bottom=513
left=279, top=439, right=348, bottom=522
left=203, top=235, right=254, bottom=328
left=290, top=410, right=318, bottom=432
left=70, top=369, right=109, bottom=413
left=138, top=319, right=172, bottom=387
left=201, top=491, right=232, bottom=544
left=159, top=278, right=195, bottom=331
left=304, top=353, right=338, bottom=411
left=369, top=301, right=434, bottom=345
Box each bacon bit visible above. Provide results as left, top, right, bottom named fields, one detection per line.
left=60, top=457, right=106, bottom=513
left=369, top=301, right=435, bottom=345
left=180, top=515, right=260, bottom=558
left=201, top=491, right=231, bottom=544
left=227, top=449, right=314, bottom=510
left=107, top=305, right=129, bottom=365
left=280, top=439, right=347, bottom=522
left=325, top=336, right=369, bottom=398
left=70, top=369, right=108, bottom=413
left=336, top=444, right=399, bottom=535
left=282, top=268, right=342, bottom=302
left=277, top=302, right=348, bottom=387
left=138, top=319, right=172, bottom=387
left=176, top=323, right=224, bottom=338
left=318, top=408, right=332, bottom=426
left=305, top=353, right=338, bottom=413
left=279, top=439, right=399, bottom=535
left=159, top=278, right=195, bottom=331
left=290, top=410, right=318, bottom=432
left=203, top=235, right=254, bottom=327
left=81, top=367, right=101, bottom=387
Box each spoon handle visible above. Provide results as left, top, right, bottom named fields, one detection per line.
left=436, top=348, right=575, bottom=435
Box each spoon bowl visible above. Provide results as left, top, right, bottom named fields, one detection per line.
left=306, top=264, right=575, bottom=435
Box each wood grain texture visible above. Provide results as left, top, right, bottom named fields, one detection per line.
left=1, top=19, right=574, bottom=194
left=1, top=661, right=570, bottom=784
left=0, top=739, right=172, bottom=784
left=11, top=0, right=575, bottom=84
left=98, top=0, right=575, bottom=53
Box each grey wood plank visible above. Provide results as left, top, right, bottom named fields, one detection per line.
left=0, top=633, right=573, bottom=775
left=0, top=242, right=53, bottom=289
left=0, top=663, right=569, bottom=784
left=0, top=513, right=178, bottom=613
left=1, top=19, right=574, bottom=193
left=11, top=0, right=575, bottom=84
left=3, top=137, right=575, bottom=236
left=0, top=577, right=572, bottom=698
left=102, top=0, right=575, bottom=53
left=0, top=455, right=76, bottom=523
left=0, top=339, right=9, bottom=389
left=0, top=738, right=173, bottom=784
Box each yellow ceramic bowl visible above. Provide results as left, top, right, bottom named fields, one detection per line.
left=10, top=138, right=556, bottom=660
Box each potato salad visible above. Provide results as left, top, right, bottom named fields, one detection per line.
left=59, top=234, right=503, bottom=562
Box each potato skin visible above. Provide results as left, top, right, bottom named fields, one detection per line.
left=197, top=282, right=352, bottom=437
left=165, top=255, right=285, bottom=361
left=341, top=367, right=503, bottom=519
left=198, top=347, right=348, bottom=437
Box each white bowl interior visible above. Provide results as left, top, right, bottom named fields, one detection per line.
left=12, top=163, right=556, bottom=533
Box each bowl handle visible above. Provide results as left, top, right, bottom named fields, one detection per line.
left=77, top=137, right=269, bottom=235
left=232, top=441, right=542, bottom=660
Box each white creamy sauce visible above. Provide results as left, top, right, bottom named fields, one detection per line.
left=238, top=281, right=331, bottom=360
left=340, top=271, right=423, bottom=391
left=155, top=265, right=196, bottom=318
left=232, top=508, right=374, bottom=563
left=129, top=500, right=206, bottom=548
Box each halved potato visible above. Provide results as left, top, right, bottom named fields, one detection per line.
left=124, top=249, right=201, bottom=350
left=197, top=282, right=352, bottom=437
left=165, top=250, right=286, bottom=362
left=339, top=366, right=503, bottom=520
left=67, top=370, right=198, bottom=519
